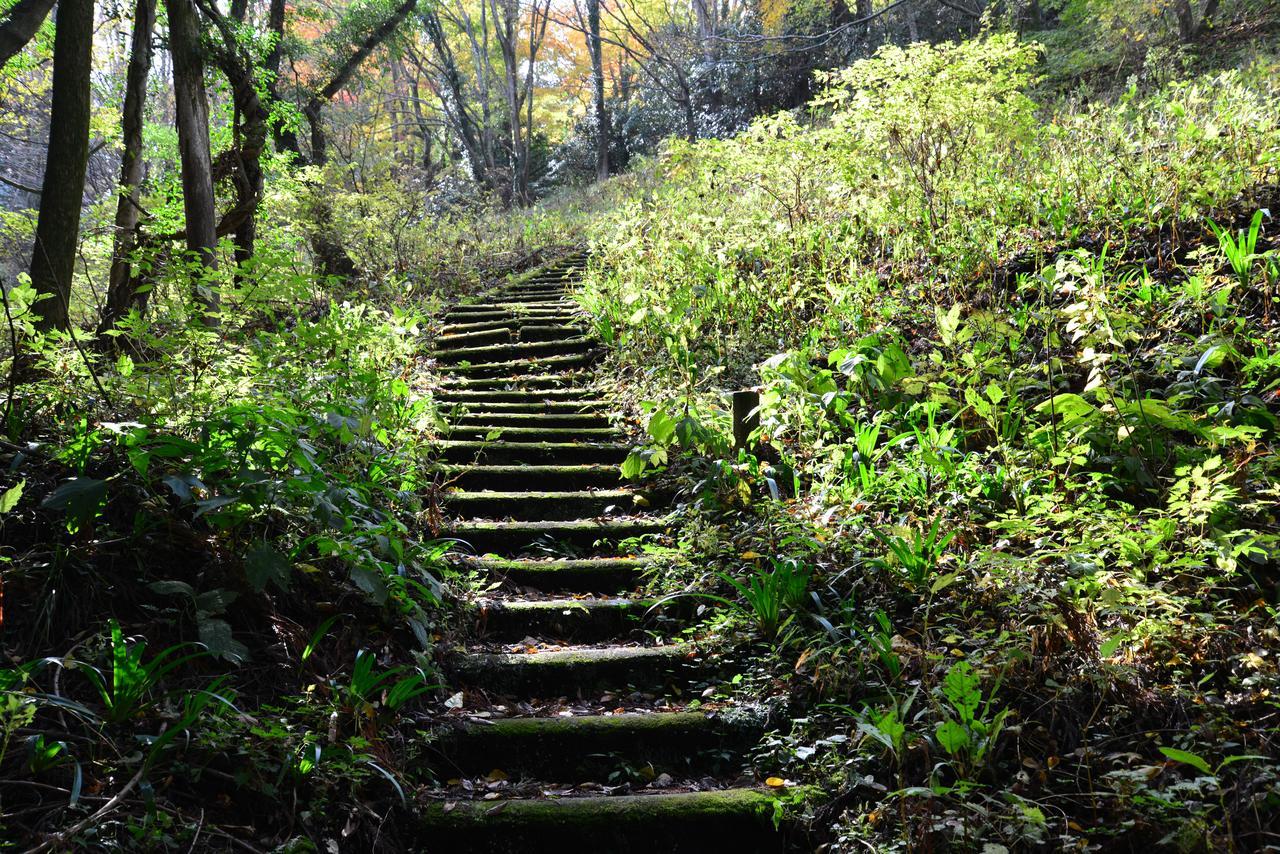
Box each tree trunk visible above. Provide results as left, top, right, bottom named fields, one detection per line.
left=99, top=0, right=157, bottom=332
left=28, top=0, right=94, bottom=333
left=0, top=0, right=57, bottom=68
left=166, top=0, right=219, bottom=318
left=587, top=0, right=608, bottom=180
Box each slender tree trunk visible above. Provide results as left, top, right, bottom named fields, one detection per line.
left=29, top=0, right=94, bottom=332
left=0, top=0, right=57, bottom=68
left=587, top=0, right=608, bottom=180
left=100, top=0, right=157, bottom=332
left=166, top=0, right=219, bottom=317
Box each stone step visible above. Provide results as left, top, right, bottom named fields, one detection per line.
left=441, top=317, right=583, bottom=336
left=438, top=327, right=513, bottom=348
left=442, top=309, right=580, bottom=325
left=448, top=300, right=577, bottom=315
left=430, top=711, right=759, bottom=780
left=453, top=412, right=611, bottom=429
left=442, top=400, right=609, bottom=414
left=436, top=388, right=599, bottom=403
left=438, top=442, right=628, bottom=466
left=446, top=517, right=665, bottom=554
left=438, top=351, right=600, bottom=378
left=446, top=489, right=642, bottom=521
left=459, top=556, right=648, bottom=592
left=517, top=324, right=587, bottom=342
left=435, top=464, right=621, bottom=491
left=491, top=291, right=572, bottom=303
left=414, top=788, right=784, bottom=853
left=472, top=595, right=675, bottom=641
left=448, top=643, right=698, bottom=694
left=435, top=338, right=594, bottom=364
left=446, top=425, right=617, bottom=443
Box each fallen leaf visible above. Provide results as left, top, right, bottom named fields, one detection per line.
left=765, top=776, right=786, bottom=788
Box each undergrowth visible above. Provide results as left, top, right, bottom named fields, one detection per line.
left=577, top=35, right=1280, bottom=850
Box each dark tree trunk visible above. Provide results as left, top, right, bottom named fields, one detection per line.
left=28, top=0, right=93, bottom=332
left=587, top=0, right=608, bottom=180
left=166, top=0, right=219, bottom=316
left=0, top=0, right=57, bottom=67
left=100, top=0, right=157, bottom=332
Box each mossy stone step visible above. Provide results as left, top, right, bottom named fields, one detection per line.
left=448, top=643, right=698, bottom=693
left=447, top=425, right=617, bottom=443
left=438, top=327, right=513, bottom=348
left=447, top=517, right=665, bottom=553
left=453, top=412, right=611, bottom=429
left=436, top=388, right=599, bottom=403
left=446, top=489, right=642, bottom=521
left=444, top=400, right=609, bottom=413
left=435, top=337, right=594, bottom=364
left=434, top=464, right=621, bottom=491
left=490, top=292, right=572, bottom=303
left=431, top=711, right=760, bottom=780
left=517, top=324, right=587, bottom=342
left=442, top=310, right=580, bottom=326
left=448, top=300, right=577, bottom=314
left=459, top=556, right=647, bottom=592
left=472, top=595, right=680, bottom=641
left=438, top=441, right=628, bottom=466
left=414, top=789, right=788, bottom=853
left=441, top=316, right=583, bottom=336
left=440, top=376, right=593, bottom=392
left=438, top=351, right=600, bottom=378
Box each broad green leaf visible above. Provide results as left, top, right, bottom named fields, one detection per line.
left=1159, top=747, right=1212, bottom=775
left=0, top=480, right=24, bottom=514
left=245, top=544, right=292, bottom=593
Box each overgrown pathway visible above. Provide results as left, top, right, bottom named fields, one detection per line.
left=417, top=256, right=788, bottom=851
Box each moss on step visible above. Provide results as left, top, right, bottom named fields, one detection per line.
left=438, top=441, right=629, bottom=466
left=415, top=788, right=787, bottom=853
left=432, top=711, right=762, bottom=779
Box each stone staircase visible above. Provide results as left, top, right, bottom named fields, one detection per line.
left=418, top=255, right=790, bottom=851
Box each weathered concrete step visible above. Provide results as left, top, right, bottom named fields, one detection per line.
left=447, top=518, right=665, bottom=553
left=518, top=324, right=586, bottom=342
left=438, top=327, right=512, bottom=348
left=435, top=338, right=594, bottom=364
left=489, top=291, right=572, bottom=303
left=435, top=464, right=621, bottom=491
left=448, top=643, right=696, bottom=694
left=436, top=388, right=599, bottom=403
left=446, top=489, right=642, bottom=521
left=438, top=442, right=627, bottom=465
left=442, top=310, right=580, bottom=326
left=444, top=400, right=609, bottom=413
left=472, top=595, right=673, bottom=641
left=439, top=372, right=593, bottom=390
left=431, top=711, right=758, bottom=780
left=448, top=300, right=578, bottom=315
left=454, top=412, right=610, bottom=428
left=442, top=317, right=583, bottom=336
left=447, top=425, right=617, bottom=443
left=439, top=351, right=600, bottom=378
left=414, top=789, right=786, bottom=853
left=416, top=788, right=782, bottom=852
left=461, top=556, right=647, bottom=592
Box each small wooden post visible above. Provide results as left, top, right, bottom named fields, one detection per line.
left=732, top=389, right=760, bottom=450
